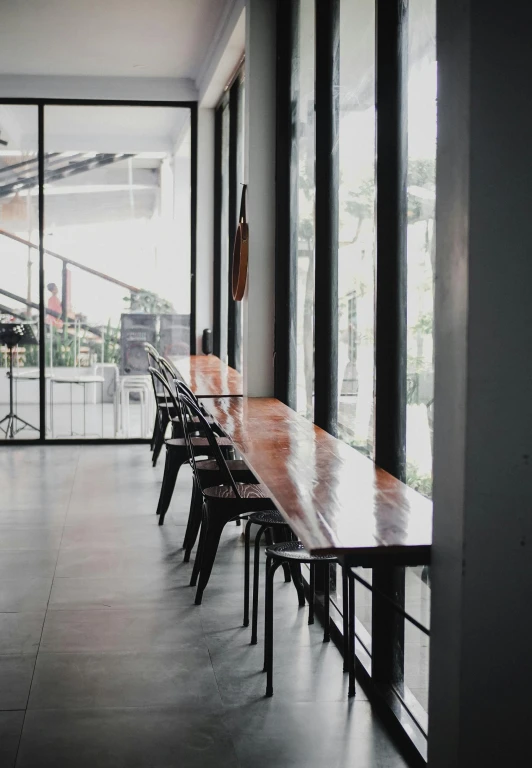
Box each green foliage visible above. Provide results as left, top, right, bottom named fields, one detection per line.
left=407, top=158, right=436, bottom=225
left=345, top=178, right=374, bottom=221
left=124, top=290, right=174, bottom=315
left=413, top=312, right=433, bottom=337
left=102, top=320, right=120, bottom=365
left=406, top=462, right=433, bottom=499
left=298, top=218, right=314, bottom=246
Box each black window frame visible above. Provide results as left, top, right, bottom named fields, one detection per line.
left=0, top=97, right=197, bottom=445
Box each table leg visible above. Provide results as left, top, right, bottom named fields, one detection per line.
left=70, top=382, right=73, bottom=436
left=348, top=568, right=356, bottom=697
left=101, top=381, right=104, bottom=438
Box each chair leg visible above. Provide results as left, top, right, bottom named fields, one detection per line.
left=309, top=564, right=315, bottom=625
left=150, top=412, right=160, bottom=451
left=348, top=569, right=356, bottom=697
left=323, top=563, right=331, bottom=642
left=251, top=525, right=267, bottom=644
left=264, top=558, right=281, bottom=696
left=243, top=520, right=252, bottom=627
left=156, top=450, right=171, bottom=515
left=290, top=563, right=306, bottom=607
left=190, top=505, right=208, bottom=587
left=157, top=451, right=182, bottom=525
left=152, top=415, right=167, bottom=467
left=194, top=512, right=228, bottom=605
left=183, top=482, right=203, bottom=561
left=342, top=564, right=349, bottom=671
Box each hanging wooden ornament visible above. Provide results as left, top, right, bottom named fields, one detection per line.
left=231, top=184, right=248, bottom=301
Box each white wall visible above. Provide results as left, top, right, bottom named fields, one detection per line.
left=429, top=0, right=532, bottom=764
left=242, top=0, right=276, bottom=396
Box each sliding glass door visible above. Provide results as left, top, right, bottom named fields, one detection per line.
left=0, top=100, right=194, bottom=442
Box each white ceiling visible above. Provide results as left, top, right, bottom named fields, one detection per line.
left=0, top=0, right=228, bottom=80
left=0, top=104, right=191, bottom=154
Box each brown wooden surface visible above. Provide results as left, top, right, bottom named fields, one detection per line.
left=173, top=355, right=243, bottom=398
left=200, top=396, right=432, bottom=565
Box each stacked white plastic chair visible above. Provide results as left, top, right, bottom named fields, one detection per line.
left=114, top=372, right=154, bottom=438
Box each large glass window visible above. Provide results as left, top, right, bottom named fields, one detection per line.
left=214, top=69, right=246, bottom=371
left=295, top=0, right=316, bottom=420
left=234, top=74, right=245, bottom=372
left=337, top=0, right=376, bottom=458
left=219, top=102, right=230, bottom=364
left=0, top=106, right=41, bottom=439
left=403, top=0, right=436, bottom=723
left=406, top=0, right=437, bottom=497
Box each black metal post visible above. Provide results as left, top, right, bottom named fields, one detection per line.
left=38, top=104, right=46, bottom=440
left=227, top=80, right=241, bottom=370
left=374, top=0, right=408, bottom=479
left=314, top=0, right=340, bottom=436
left=274, top=0, right=298, bottom=408
left=213, top=107, right=223, bottom=358
left=190, top=102, right=198, bottom=355
left=372, top=0, right=408, bottom=688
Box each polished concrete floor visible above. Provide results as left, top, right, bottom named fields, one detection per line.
left=0, top=444, right=410, bottom=767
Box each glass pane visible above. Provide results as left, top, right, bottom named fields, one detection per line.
left=0, top=105, right=41, bottom=440
left=219, top=103, right=230, bottom=364
left=405, top=0, right=436, bottom=719
left=44, top=105, right=191, bottom=439
left=337, top=0, right=376, bottom=458
left=406, top=0, right=437, bottom=497
left=404, top=565, right=431, bottom=715
left=234, top=76, right=245, bottom=373
left=296, top=0, right=316, bottom=420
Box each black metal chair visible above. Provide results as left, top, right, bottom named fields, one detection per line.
left=149, top=356, right=186, bottom=465
left=176, top=390, right=278, bottom=605
left=144, top=343, right=163, bottom=453
left=149, top=368, right=235, bottom=526
left=262, top=541, right=341, bottom=696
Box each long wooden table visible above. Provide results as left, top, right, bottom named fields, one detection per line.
left=199, top=396, right=432, bottom=566
left=173, top=355, right=243, bottom=398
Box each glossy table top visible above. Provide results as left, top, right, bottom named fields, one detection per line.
left=173, top=355, right=243, bottom=398
left=200, top=397, right=432, bottom=564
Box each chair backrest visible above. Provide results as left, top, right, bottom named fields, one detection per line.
left=148, top=366, right=171, bottom=433
left=158, top=357, right=178, bottom=393
left=176, top=379, right=200, bottom=408
left=144, top=343, right=159, bottom=370
left=176, top=386, right=242, bottom=501
left=158, top=356, right=184, bottom=384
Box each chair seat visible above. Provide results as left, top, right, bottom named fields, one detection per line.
left=196, top=458, right=247, bottom=472
left=166, top=436, right=233, bottom=448
left=265, top=541, right=337, bottom=563
left=203, top=483, right=271, bottom=500
left=247, top=509, right=286, bottom=526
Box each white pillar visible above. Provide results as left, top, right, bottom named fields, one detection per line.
left=196, top=107, right=215, bottom=353
left=429, top=1, right=532, bottom=765
left=242, top=0, right=276, bottom=396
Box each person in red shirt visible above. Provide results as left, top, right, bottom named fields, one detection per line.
left=46, top=283, right=63, bottom=329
